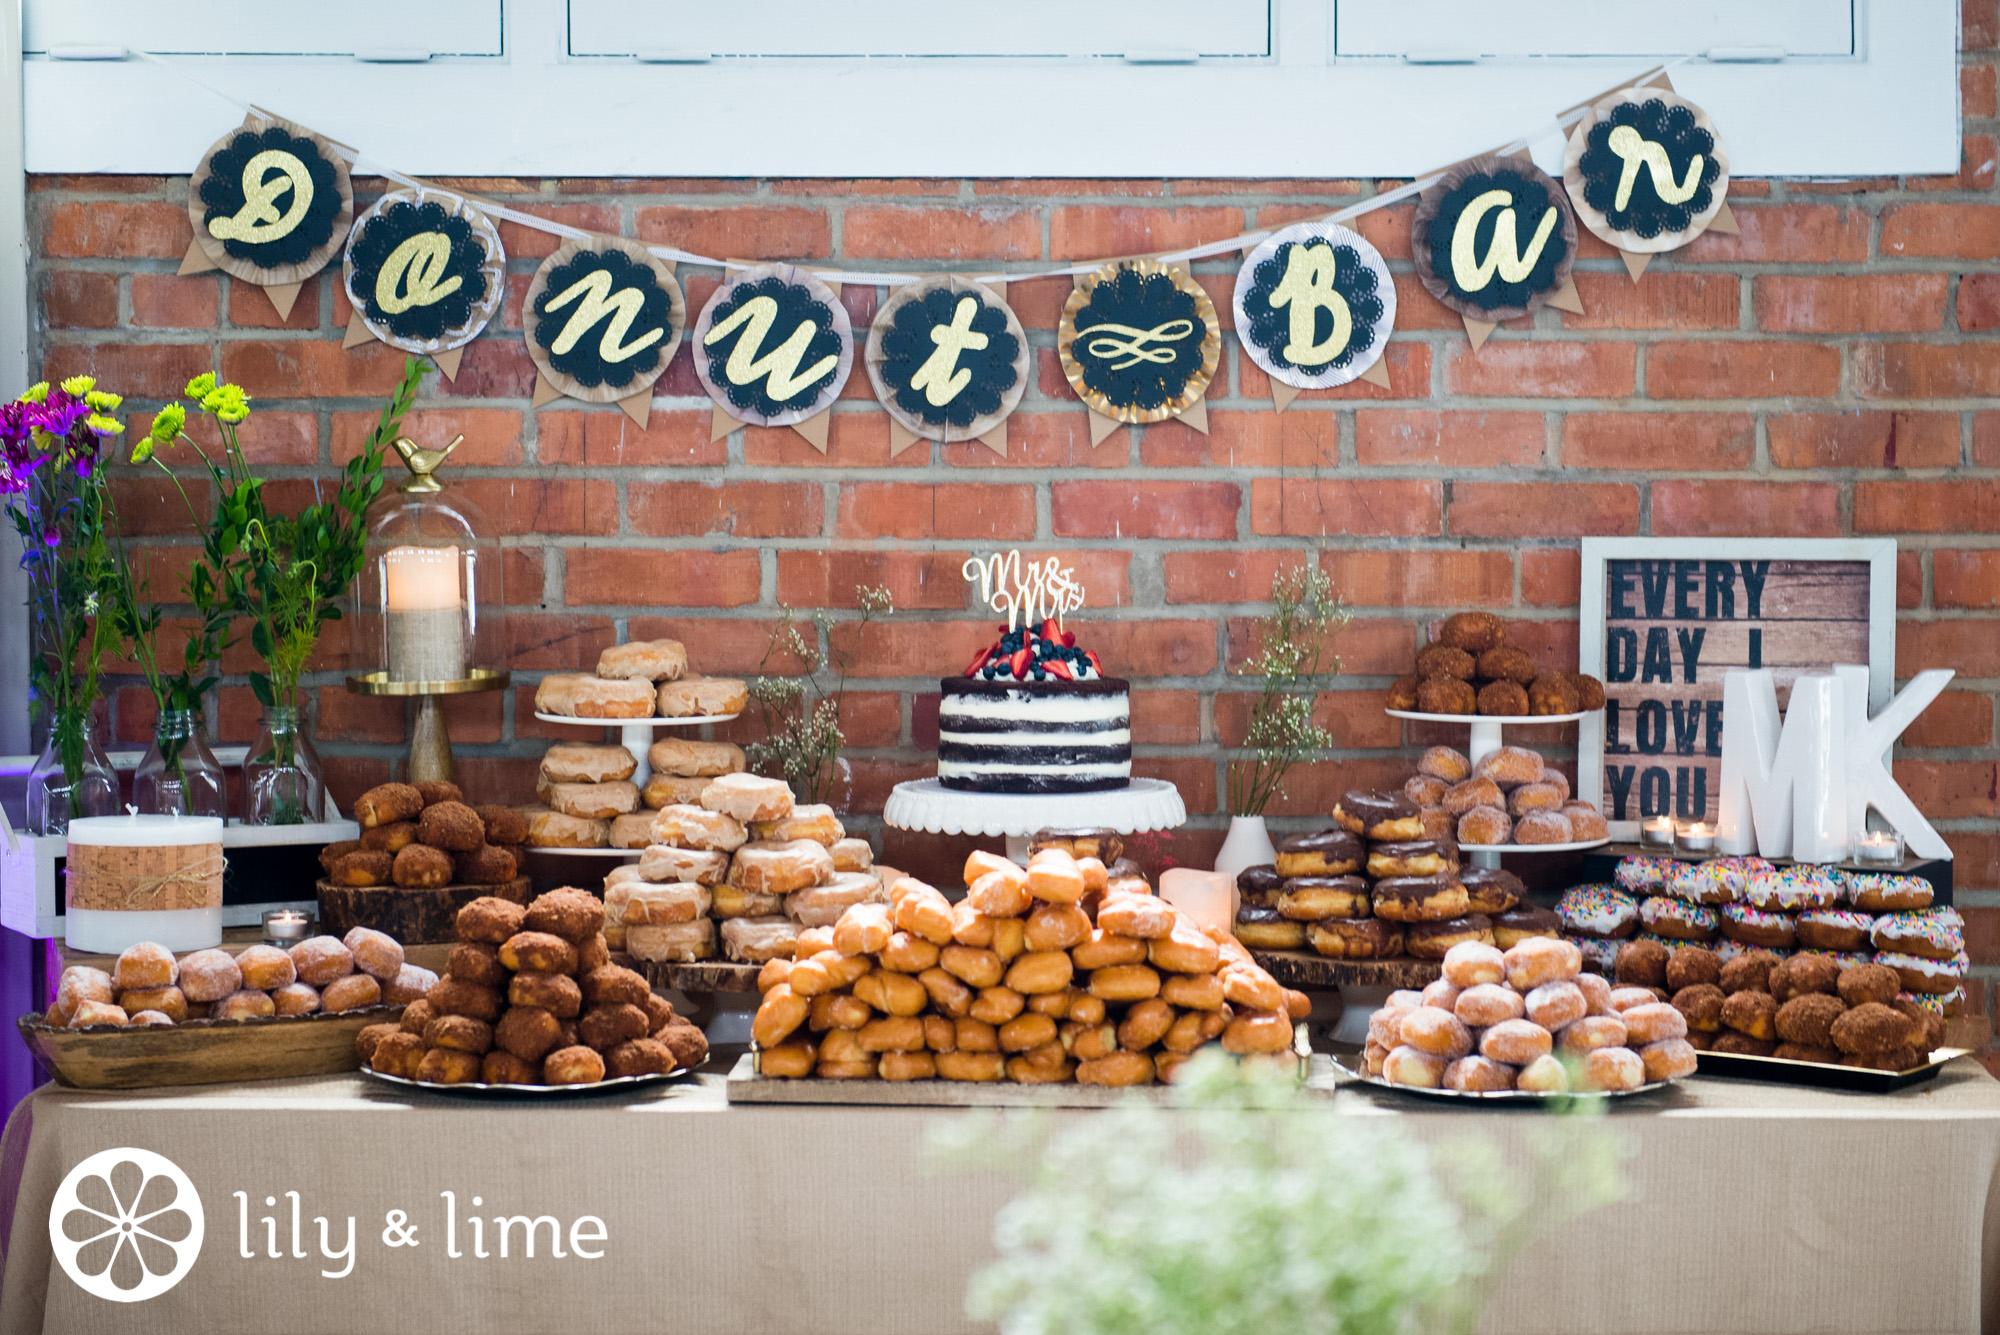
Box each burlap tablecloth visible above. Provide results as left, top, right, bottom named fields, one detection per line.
left=4, top=1062, right=2000, bottom=1335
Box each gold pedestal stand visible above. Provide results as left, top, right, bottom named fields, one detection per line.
left=345, top=667, right=510, bottom=784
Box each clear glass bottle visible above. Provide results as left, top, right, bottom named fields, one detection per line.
left=25, top=723, right=118, bottom=835
left=242, top=703, right=326, bottom=826
left=131, top=709, right=227, bottom=818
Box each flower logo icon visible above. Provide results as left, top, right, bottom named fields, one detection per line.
left=49, top=1148, right=204, bottom=1303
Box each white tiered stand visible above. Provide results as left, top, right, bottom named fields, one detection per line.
left=883, top=777, right=1187, bottom=864
left=1384, top=708, right=1611, bottom=867
left=531, top=711, right=741, bottom=859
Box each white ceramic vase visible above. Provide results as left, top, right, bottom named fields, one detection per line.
left=1213, top=814, right=1278, bottom=887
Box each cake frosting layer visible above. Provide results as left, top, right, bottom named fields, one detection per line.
left=937, top=677, right=1131, bottom=794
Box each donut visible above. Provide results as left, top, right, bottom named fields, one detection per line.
left=1797, top=908, right=1877, bottom=952
left=1416, top=643, right=1476, bottom=681
left=1437, top=611, right=1505, bottom=652
left=1665, top=861, right=1732, bottom=906
left=1613, top=938, right=1670, bottom=988
left=1640, top=897, right=1719, bottom=942
left=1768, top=954, right=1841, bottom=1001
left=1889, top=996, right=1947, bottom=1051
left=1455, top=806, right=1512, bottom=847
left=1871, top=908, right=1964, bottom=961
left=1479, top=1018, right=1552, bottom=1066
left=116, top=986, right=185, bottom=1024
left=1719, top=990, right=1779, bottom=1040
left=1663, top=946, right=1722, bottom=991
left=1720, top=904, right=1797, bottom=950
left=234, top=944, right=296, bottom=992
left=175, top=948, right=242, bottom=1003
left=1233, top=907, right=1307, bottom=951
left=1503, top=935, right=1582, bottom=990
left=212, top=990, right=275, bottom=1022
left=1399, top=1006, right=1474, bottom=1059
left=1742, top=867, right=1842, bottom=912
left=1331, top=790, right=1422, bottom=842
left=1420, top=980, right=1463, bottom=1015
left=1716, top=949, right=1781, bottom=994
left=1639, top=1037, right=1698, bottom=1082
left=1404, top=774, right=1449, bottom=809
left=1473, top=745, right=1544, bottom=789
left=1622, top=1001, right=1690, bottom=1044
left=1419, top=746, right=1472, bottom=781
left=1528, top=674, right=1582, bottom=716
left=1405, top=915, right=1495, bottom=960
left=1512, top=811, right=1574, bottom=845
left=1383, top=1045, right=1447, bottom=1088
left=1876, top=950, right=1966, bottom=996
left=1442, top=941, right=1506, bottom=988
left=1307, top=918, right=1404, bottom=960
left=1516, top=1053, right=1569, bottom=1093
left=1524, top=979, right=1587, bottom=1031
left=289, top=936, right=356, bottom=987
left=1366, top=840, right=1452, bottom=879
left=1575, top=1046, right=1645, bottom=1091
left=1492, top=904, right=1562, bottom=949
left=1773, top=1042, right=1842, bottom=1065
left=1454, top=982, right=1526, bottom=1027
left=1842, top=871, right=1933, bottom=912
left=1477, top=645, right=1538, bottom=685
left=1459, top=867, right=1524, bottom=916
left=455, top=896, right=527, bottom=945
left=1838, top=961, right=1904, bottom=1007
left=1386, top=675, right=1422, bottom=711
left=1712, top=1031, right=1777, bottom=1057
left=1442, top=1055, right=1516, bottom=1093
left=1274, top=829, right=1364, bottom=878
left=341, top=927, right=405, bottom=982
left=1371, top=875, right=1469, bottom=923
left=1613, top=856, right=1675, bottom=894
left=1844, top=1045, right=1929, bottom=1072
left=1441, top=776, right=1504, bottom=816
left=1904, top=986, right=1965, bottom=1018
left=1276, top=875, right=1371, bottom=922
left=1476, top=680, right=1530, bottom=716
left=1799, top=949, right=1872, bottom=976
left=1559, top=1014, right=1629, bottom=1054
left=1575, top=971, right=1614, bottom=1016
left=1556, top=886, right=1639, bottom=939
left=1235, top=864, right=1285, bottom=908
left=112, top=942, right=176, bottom=993
left=1671, top=983, right=1725, bottom=1032
left=271, top=982, right=320, bottom=1016
left=1507, top=782, right=1565, bottom=818
left=1571, top=934, right=1619, bottom=974
left=1560, top=802, right=1609, bottom=841
left=1829, top=1002, right=1921, bottom=1055
left=1774, top=993, right=1846, bottom=1047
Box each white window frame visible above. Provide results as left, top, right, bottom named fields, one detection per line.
left=17, top=0, right=1959, bottom=178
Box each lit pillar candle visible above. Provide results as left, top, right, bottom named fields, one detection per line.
left=384, top=545, right=464, bottom=683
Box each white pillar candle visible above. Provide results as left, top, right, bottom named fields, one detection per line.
left=64, top=813, right=226, bottom=953
left=384, top=545, right=465, bottom=683
left=1159, top=867, right=1234, bottom=935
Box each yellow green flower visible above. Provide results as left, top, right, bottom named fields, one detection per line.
left=146, top=402, right=185, bottom=451
left=59, top=375, right=94, bottom=397
left=17, top=382, right=48, bottom=404
left=184, top=373, right=216, bottom=401
left=85, top=413, right=123, bottom=436
left=203, top=384, right=251, bottom=424
left=84, top=389, right=121, bottom=413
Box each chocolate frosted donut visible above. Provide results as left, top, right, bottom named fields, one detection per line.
left=1366, top=839, right=1452, bottom=879
left=1235, top=864, right=1286, bottom=908
left=1274, top=829, right=1364, bottom=878
left=1276, top=875, right=1371, bottom=922
left=1308, top=917, right=1405, bottom=960
left=1406, top=915, right=1495, bottom=960
left=1233, top=905, right=1307, bottom=951
left=1332, top=790, right=1422, bottom=841
left=1372, top=874, right=1470, bottom=923
left=1460, top=866, right=1525, bottom=916
left=1492, top=903, right=1562, bottom=948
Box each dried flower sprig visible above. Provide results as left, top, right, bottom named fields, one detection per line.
left=745, top=585, right=894, bottom=805
left=1226, top=563, right=1348, bottom=817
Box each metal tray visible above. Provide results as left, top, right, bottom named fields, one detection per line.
left=1695, top=1047, right=1967, bottom=1093
left=1331, top=1055, right=1677, bottom=1103
left=361, top=1066, right=690, bottom=1099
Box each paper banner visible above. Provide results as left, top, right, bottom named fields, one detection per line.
left=1463, top=317, right=1498, bottom=351
left=1563, top=84, right=1731, bottom=269
left=262, top=281, right=305, bottom=320
left=864, top=274, right=1028, bottom=456
left=342, top=185, right=506, bottom=361
left=1357, top=357, right=1392, bottom=389
left=693, top=262, right=854, bottom=451
left=1087, top=409, right=1123, bottom=446
left=523, top=235, right=684, bottom=418
left=187, top=111, right=352, bottom=301
left=178, top=242, right=220, bottom=277
left=1271, top=381, right=1301, bottom=413
left=1413, top=154, right=1579, bottom=329
left=533, top=371, right=566, bottom=409
left=1058, top=259, right=1219, bottom=427
left=1232, top=220, right=1396, bottom=394
left=1545, top=275, right=1586, bottom=314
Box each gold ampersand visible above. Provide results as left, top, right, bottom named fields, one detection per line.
left=545, top=268, right=664, bottom=364
left=704, top=294, right=838, bottom=401
left=1606, top=124, right=1705, bottom=212
left=373, top=232, right=463, bottom=314
left=1267, top=242, right=1353, bottom=367
left=1077, top=319, right=1194, bottom=370
left=909, top=295, right=989, bottom=407
left=1449, top=188, right=1559, bottom=293
left=206, top=149, right=315, bottom=245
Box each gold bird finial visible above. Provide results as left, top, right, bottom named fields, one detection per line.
left=393, top=435, right=463, bottom=494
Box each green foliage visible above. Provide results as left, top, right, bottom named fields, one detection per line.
left=745, top=586, right=894, bottom=804
left=1226, top=563, right=1348, bottom=816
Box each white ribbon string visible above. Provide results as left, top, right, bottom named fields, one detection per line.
left=135, top=48, right=1686, bottom=289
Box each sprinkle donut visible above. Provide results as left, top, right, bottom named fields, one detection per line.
left=1898, top=987, right=1964, bottom=1018
left=1666, top=855, right=1770, bottom=905
left=1841, top=871, right=1933, bottom=912
left=1614, top=856, right=1675, bottom=894
left=1639, top=897, right=1719, bottom=942
left=1796, top=908, right=1876, bottom=953
left=1711, top=937, right=1791, bottom=965
left=1870, top=907, right=1964, bottom=962
left=1720, top=903, right=1797, bottom=950
left=1876, top=949, right=1967, bottom=996
left=1742, top=867, right=1842, bottom=912
left=1557, top=885, right=1639, bottom=939
left=1568, top=934, right=1619, bottom=974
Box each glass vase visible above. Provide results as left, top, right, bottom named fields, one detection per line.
left=132, top=709, right=227, bottom=818
left=243, top=703, right=326, bottom=826
left=25, top=719, right=118, bottom=835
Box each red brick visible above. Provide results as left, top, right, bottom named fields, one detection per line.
left=1681, top=205, right=1870, bottom=264
left=1856, top=480, right=2000, bottom=533
left=1957, top=273, right=2000, bottom=331
left=1249, top=479, right=1443, bottom=538
left=835, top=482, right=1035, bottom=541
left=445, top=340, right=541, bottom=400
left=1902, top=690, right=1993, bottom=748
left=1351, top=204, right=1413, bottom=261
left=1647, top=341, right=1841, bottom=400
left=1969, top=0, right=2000, bottom=50
left=1161, top=550, right=1317, bottom=604
left=1353, top=410, right=1545, bottom=468
left=125, top=273, right=216, bottom=329
left=1907, top=134, right=1999, bottom=191
left=1933, top=551, right=2000, bottom=607
left=1857, top=343, right=2000, bottom=399
left=1214, top=689, right=1401, bottom=752
left=1976, top=414, right=2000, bottom=466
left=1082, top=621, right=1218, bottom=677
left=772, top=178, right=956, bottom=197
left=1768, top=412, right=1961, bottom=469
left=226, top=275, right=319, bottom=330
left=316, top=689, right=407, bottom=744
left=1899, top=549, right=1924, bottom=609
left=1881, top=204, right=2000, bottom=259
left=565, top=548, right=761, bottom=608
left=333, top=407, right=522, bottom=466
left=181, top=409, right=318, bottom=467
left=743, top=414, right=916, bottom=469
left=41, top=343, right=213, bottom=400
left=1522, top=549, right=1580, bottom=606
left=974, top=179, right=1165, bottom=197
left=1967, top=63, right=1999, bottom=118
left=1949, top=833, right=2000, bottom=892
left=1318, top=550, right=1514, bottom=608
left=1562, top=273, right=1740, bottom=331
left=1563, top=413, right=1754, bottom=471
left=1901, top=619, right=2000, bottom=678
left=842, top=207, right=1039, bottom=260
left=831, top=621, right=1000, bottom=678
left=1252, top=757, right=1413, bottom=818
left=219, top=339, right=413, bottom=399
left=628, top=481, right=821, bottom=538
left=505, top=548, right=545, bottom=605
left=944, top=412, right=1129, bottom=468
left=551, top=177, right=742, bottom=195
left=1136, top=411, right=1332, bottom=468
left=1754, top=274, right=1949, bottom=333
left=534, top=410, right=722, bottom=467
left=41, top=271, right=118, bottom=328
left=1890, top=760, right=1998, bottom=820
left=1130, top=758, right=1217, bottom=814
left=1132, top=690, right=1202, bottom=746
left=777, top=550, right=972, bottom=611
left=1190, top=179, right=1364, bottom=197
left=29, top=174, right=168, bottom=194
left=438, top=690, right=503, bottom=747
left=454, top=479, right=618, bottom=536
left=501, top=613, right=617, bottom=671
left=1389, top=271, right=1473, bottom=331
left=1448, top=482, right=1639, bottom=539
left=494, top=204, right=620, bottom=260
left=1443, top=342, right=1636, bottom=398
left=1652, top=481, right=1843, bottom=538
left=1051, top=480, right=1239, bottom=540
left=634, top=206, right=831, bottom=260
left=1005, top=276, right=1073, bottom=331
left=42, top=201, right=189, bottom=259
left=1238, top=343, right=1429, bottom=402
left=1048, top=206, right=1245, bottom=260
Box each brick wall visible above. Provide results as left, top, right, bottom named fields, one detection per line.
left=26, top=8, right=2000, bottom=1040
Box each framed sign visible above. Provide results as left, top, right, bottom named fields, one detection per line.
left=1577, top=537, right=1897, bottom=838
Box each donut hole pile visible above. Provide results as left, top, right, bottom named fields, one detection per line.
left=48, top=929, right=433, bottom=1029
left=606, top=772, right=878, bottom=966
left=751, top=843, right=1307, bottom=1085
left=320, top=778, right=526, bottom=889
left=355, top=887, right=710, bottom=1086
left=1559, top=856, right=1967, bottom=1015
left=1610, top=938, right=1952, bottom=1071
left=1405, top=743, right=1608, bottom=849
left=1366, top=936, right=1698, bottom=1094
left=1386, top=611, right=1606, bottom=719
left=533, top=637, right=748, bottom=723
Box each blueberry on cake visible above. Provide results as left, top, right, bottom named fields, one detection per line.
left=938, top=619, right=1130, bottom=794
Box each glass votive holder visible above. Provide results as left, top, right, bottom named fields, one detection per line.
left=262, top=908, right=313, bottom=947
left=1640, top=815, right=1676, bottom=849
left=1853, top=830, right=1905, bottom=866
left=1676, top=821, right=1717, bottom=855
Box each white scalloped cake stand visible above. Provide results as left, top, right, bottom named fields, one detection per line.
left=884, top=778, right=1186, bottom=864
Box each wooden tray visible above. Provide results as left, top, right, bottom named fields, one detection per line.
left=18, top=1005, right=401, bottom=1090
left=317, top=876, right=530, bottom=944
left=1250, top=949, right=1441, bottom=991
left=639, top=959, right=761, bottom=994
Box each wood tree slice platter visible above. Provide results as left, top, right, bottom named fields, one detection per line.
left=1250, top=949, right=1442, bottom=991
left=18, top=1005, right=399, bottom=1090
left=638, top=959, right=762, bottom=994
left=316, top=876, right=531, bottom=945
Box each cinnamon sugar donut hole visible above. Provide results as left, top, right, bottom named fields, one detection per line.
left=1672, top=983, right=1725, bottom=1033
left=1417, top=677, right=1477, bottom=715
left=1720, top=990, right=1779, bottom=1041
left=1475, top=680, right=1529, bottom=716
left=1437, top=611, right=1505, bottom=653
left=1416, top=643, right=1476, bottom=681
left=1664, top=946, right=1722, bottom=992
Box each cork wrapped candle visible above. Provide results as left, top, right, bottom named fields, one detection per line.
left=64, top=814, right=225, bottom=953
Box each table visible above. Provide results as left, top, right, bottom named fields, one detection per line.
left=5, top=1062, right=2000, bottom=1335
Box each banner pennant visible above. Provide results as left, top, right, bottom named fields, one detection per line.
left=1463, top=317, right=1498, bottom=351
left=1087, top=409, right=1122, bottom=446
left=1621, top=250, right=1654, bottom=283
left=531, top=370, right=565, bottom=409
left=792, top=410, right=831, bottom=452
left=342, top=312, right=376, bottom=350
left=1358, top=357, right=1393, bottom=389
left=709, top=403, right=738, bottom=442
left=1546, top=276, right=1586, bottom=314
left=887, top=419, right=924, bottom=458
left=1271, top=381, right=1301, bottom=414
left=431, top=346, right=464, bottom=381
left=178, top=241, right=220, bottom=276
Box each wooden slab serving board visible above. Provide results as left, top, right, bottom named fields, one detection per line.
left=18, top=1004, right=401, bottom=1090
left=317, top=876, right=530, bottom=944
left=639, top=960, right=761, bottom=994
left=1249, top=950, right=1441, bottom=991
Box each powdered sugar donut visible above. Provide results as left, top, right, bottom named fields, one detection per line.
left=1639, top=897, right=1718, bottom=942
left=1796, top=908, right=1876, bottom=952
left=1614, top=856, right=1675, bottom=894
left=1841, top=871, right=1933, bottom=912
left=175, top=948, right=242, bottom=1003
left=1556, top=885, right=1639, bottom=939
left=1720, top=903, right=1797, bottom=949
left=1871, top=907, right=1964, bottom=961
left=1742, top=867, right=1841, bottom=912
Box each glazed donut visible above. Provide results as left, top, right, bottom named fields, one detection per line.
left=1516, top=1053, right=1569, bottom=1093
left=1720, top=904, right=1797, bottom=950
left=1404, top=774, right=1449, bottom=809
left=1276, top=876, right=1371, bottom=921
left=1507, top=782, right=1565, bottom=818
left=1613, top=856, right=1675, bottom=894
left=1871, top=908, right=1964, bottom=961
left=1672, top=983, right=1726, bottom=1032
left=1842, top=871, right=1933, bottom=913
left=1455, top=806, right=1513, bottom=847
left=1307, top=918, right=1405, bottom=960
left=1233, top=907, right=1307, bottom=951
left=1774, top=993, right=1846, bottom=1047
left=1560, top=802, right=1610, bottom=842
left=1639, top=897, right=1719, bottom=943
left=1837, top=961, right=1903, bottom=1007
left=175, top=948, right=242, bottom=1003
left=1504, top=935, right=1582, bottom=990
left=1876, top=950, right=1966, bottom=996
left=1383, top=1045, right=1446, bottom=1088
left=1575, top=971, right=1614, bottom=1016
left=1442, top=940, right=1506, bottom=987
left=1367, top=840, right=1452, bottom=879
left=1458, top=867, right=1525, bottom=916
left=1797, top=908, right=1876, bottom=952
left=1742, top=867, right=1842, bottom=912
left=1479, top=1018, right=1553, bottom=1066
left=1719, top=990, right=1778, bottom=1040
left=1399, top=1006, right=1474, bottom=1059
left=1829, top=1002, right=1921, bottom=1056
left=1419, top=746, right=1472, bottom=782
left=1441, top=776, right=1504, bottom=816
left=1621, top=1001, right=1689, bottom=1044
left=1571, top=934, right=1619, bottom=974
left=1146, top=926, right=1220, bottom=977
left=1476, top=679, right=1530, bottom=716
left=1614, top=938, right=1670, bottom=988
left=1768, top=954, right=1841, bottom=1001
left=1577, top=1046, right=1646, bottom=1092
left=1473, top=745, right=1544, bottom=789
left=1492, top=904, right=1563, bottom=949
left=1371, top=875, right=1469, bottom=923
left=1524, top=979, right=1587, bottom=1031
left=1332, top=790, right=1423, bottom=842
left=1274, top=829, right=1364, bottom=878
left=1559, top=1013, right=1630, bottom=1055
left=1443, top=1056, right=1516, bottom=1093
left=1512, top=810, right=1574, bottom=845
left=1405, top=915, right=1495, bottom=961
left=1556, top=886, right=1639, bottom=939
left=1420, top=978, right=1463, bottom=1011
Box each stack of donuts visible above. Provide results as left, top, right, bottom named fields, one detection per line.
left=752, top=839, right=1307, bottom=1085
left=1366, top=936, right=1698, bottom=1094
left=1233, top=789, right=1564, bottom=961
left=47, top=929, right=434, bottom=1029
left=1559, top=856, right=1966, bottom=1016
left=1407, top=744, right=1609, bottom=848
left=604, top=772, right=878, bottom=965
left=1612, top=938, right=1950, bottom=1071
left=356, top=887, right=710, bottom=1086
left=1387, top=611, right=1607, bottom=718
left=319, top=779, right=527, bottom=889
left=533, top=638, right=749, bottom=723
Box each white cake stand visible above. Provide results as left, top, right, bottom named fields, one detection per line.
left=1385, top=708, right=1609, bottom=868
left=884, top=778, right=1186, bottom=864
left=534, top=712, right=741, bottom=786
